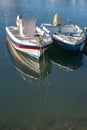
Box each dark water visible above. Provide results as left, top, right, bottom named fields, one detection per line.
left=0, top=0, right=87, bottom=129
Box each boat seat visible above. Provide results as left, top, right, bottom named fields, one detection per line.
left=19, top=19, right=37, bottom=37
left=61, top=25, right=75, bottom=33
left=42, top=24, right=61, bottom=34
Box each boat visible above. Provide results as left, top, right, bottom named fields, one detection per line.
left=47, top=45, right=84, bottom=71
left=6, top=39, right=52, bottom=84
left=41, top=13, right=86, bottom=51
left=6, top=15, right=52, bottom=59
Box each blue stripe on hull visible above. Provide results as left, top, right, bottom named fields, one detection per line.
left=7, top=38, right=41, bottom=59
left=53, top=39, right=84, bottom=51
left=6, top=33, right=49, bottom=50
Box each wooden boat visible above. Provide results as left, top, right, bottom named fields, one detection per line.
left=41, top=13, right=86, bottom=51
left=6, top=39, right=52, bottom=84
left=6, top=15, right=52, bottom=59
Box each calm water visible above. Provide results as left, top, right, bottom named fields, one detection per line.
left=0, top=0, right=87, bottom=129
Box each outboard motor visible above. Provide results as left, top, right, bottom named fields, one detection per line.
left=53, top=13, right=62, bottom=26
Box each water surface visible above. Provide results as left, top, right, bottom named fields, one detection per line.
left=0, top=0, right=87, bottom=129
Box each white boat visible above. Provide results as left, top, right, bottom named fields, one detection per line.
left=6, top=15, right=52, bottom=59
left=7, top=39, right=52, bottom=84
left=41, top=13, right=86, bottom=51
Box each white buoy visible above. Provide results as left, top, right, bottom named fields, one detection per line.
left=84, top=27, right=87, bottom=32
left=84, top=27, right=87, bottom=37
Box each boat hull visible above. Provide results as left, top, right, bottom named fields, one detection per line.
left=6, top=30, right=51, bottom=59
left=53, top=37, right=85, bottom=51
left=41, top=23, right=86, bottom=52
left=6, top=37, right=47, bottom=59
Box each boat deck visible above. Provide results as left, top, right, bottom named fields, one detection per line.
left=42, top=24, right=78, bottom=34
left=8, top=26, right=42, bottom=42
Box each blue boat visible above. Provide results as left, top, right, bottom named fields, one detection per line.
left=41, top=13, right=86, bottom=52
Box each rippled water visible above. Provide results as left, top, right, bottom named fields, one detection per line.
left=0, top=0, right=87, bottom=129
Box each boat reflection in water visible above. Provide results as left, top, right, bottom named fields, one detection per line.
left=7, top=41, right=52, bottom=85
left=48, top=44, right=84, bottom=71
